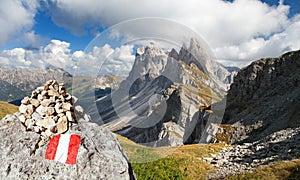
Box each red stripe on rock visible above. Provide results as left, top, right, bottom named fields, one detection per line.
left=45, top=134, right=61, bottom=160
left=65, top=134, right=81, bottom=164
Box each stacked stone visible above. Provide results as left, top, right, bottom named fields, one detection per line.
left=18, top=80, right=78, bottom=146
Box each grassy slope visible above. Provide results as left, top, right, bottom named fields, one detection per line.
left=0, top=101, right=18, bottom=120
left=117, top=134, right=300, bottom=180
left=116, top=134, right=228, bottom=179
left=228, top=159, right=300, bottom=180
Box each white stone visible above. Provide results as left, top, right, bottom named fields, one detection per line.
left=21, top=97, right=30, bottom=105
left=36, top=86, right=44, bottom=92
left=55, top=103, right=63, bottom=114
left=65, top=95, right=72, bottom=101
left=75, top=105, right=84, bottom=114
left=48, top=89, right=59, bottom=97
left=56, top=116, right=68, bottom=134
left=36, top=117, right=55, bottom=129
left=25, top=119, right=34, bottom=130
left=30, top=98, right=40, bottom=107
left=45, top=129, right=53, bottom=137
left=84, top=114, right=91, bottom=122
left=66, top=111, right=74, bottom=122
left=36, top=105, right=47, bottom=116
left=72, top=96, right=78, bottom=104
left=41, top=99, right=52, bottom=107
left=31, top=112, right=41, bottom=122
left=18, top=114, right=26, bottom=123
left=46, top=107, right=55, bottom=116
left=37, top=94, right=44, bottom=101
left=33, top=126, right=40, bottom=133
left=62, top=102, right=72, bottom=112
left=19, top=104, right=27, bottom=114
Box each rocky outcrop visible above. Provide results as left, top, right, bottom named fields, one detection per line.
left=206, top=127, right=300, bottom=179
left=0, top=81, right=135, bottom=179
left=223, top=50, right=300, bottom=143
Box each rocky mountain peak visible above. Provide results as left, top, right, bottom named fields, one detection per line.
left=96, top=39, right=228, bottom=147
left=127, top=42, right=169, bottom=82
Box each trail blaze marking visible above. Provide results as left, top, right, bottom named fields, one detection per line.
left=45, top=134, right=81, bottom=165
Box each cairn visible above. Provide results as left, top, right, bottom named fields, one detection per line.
left=18, top=80, right=82, bottom=147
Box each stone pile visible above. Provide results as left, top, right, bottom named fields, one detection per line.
left=206, top=127, right=300, bottom=179
left=0, top=109, right=135, bottom=179
left=18, top=80, right=83, bottom=147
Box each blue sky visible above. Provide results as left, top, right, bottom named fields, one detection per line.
left=0, top=0, right=300, bottom=72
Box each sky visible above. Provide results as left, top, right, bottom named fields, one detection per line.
left=0, top=0, right=300, bottom=75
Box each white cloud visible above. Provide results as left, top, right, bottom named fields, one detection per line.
left=0, top=39, right=135, bottom=76
left=42, top=0, right=300, bottom=67
left=0, top=0, right=299, bottom=67
left=216, top=14, right=300, bottom=67
left=23, top=31, right=46, bottom=48
left=42, top=40, right=73, bottom=70
left=0, top=0, right=39, bottom=45
left=73, top=44, right=135, bottom=76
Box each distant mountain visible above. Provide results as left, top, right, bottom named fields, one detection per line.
left=214, top=64, right=239, bottom=90
left=225, top=66, right=240, bottom=73
left=0, top=66, right=73, bottom=103
left=90, top=39, right=234, bottom=147
left=223, top=50, right=300, bottom=143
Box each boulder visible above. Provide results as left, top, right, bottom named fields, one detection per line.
left=0, top=112, right=135, bottom=179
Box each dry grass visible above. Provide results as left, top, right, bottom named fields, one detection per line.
left=0, top=101, right=18, bottom=120
left=215, top=124, right=232, bottom=143
left=116, top=134, right=228, bottom=179
left=228, top=159, right=300, bottom=180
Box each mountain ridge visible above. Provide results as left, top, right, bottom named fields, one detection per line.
left=94, top=39, right=234, bottom=147
left=223, top=49, right=300, bottom=143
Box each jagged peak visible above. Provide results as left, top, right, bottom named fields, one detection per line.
left=136, top=42, right=167, bottom=57
left=169, top=48, right=179, bottom=60
left=189, top=37, right=201, bottom=50
left=136, top=46, right=145, bottom=55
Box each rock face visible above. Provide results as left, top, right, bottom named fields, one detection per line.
left=0, top=81, right=135, bottom=179
left=223, top=50, right=300, bottom=143
left=94, top=39, right=229, bottom=147
left=206, top=127, right=300, bottom=179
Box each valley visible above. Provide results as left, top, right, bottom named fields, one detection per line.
left=0, top=41, right=299, bottom=179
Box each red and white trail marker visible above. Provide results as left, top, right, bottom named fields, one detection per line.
left=45, top=134, right=81, bottom=165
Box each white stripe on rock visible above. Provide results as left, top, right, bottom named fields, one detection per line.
left=54, top=134, right=71, bottom=163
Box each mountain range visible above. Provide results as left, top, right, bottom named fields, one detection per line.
left=0, top=65, right=73, bottom=103
left=0, top=39, right=300, bottom=179
left=92, top=39, right=238, bottom=147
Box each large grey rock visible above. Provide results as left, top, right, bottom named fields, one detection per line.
left=223, top=50, right=300, bottom=143
left=0, top=113, right=135, bottom=179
